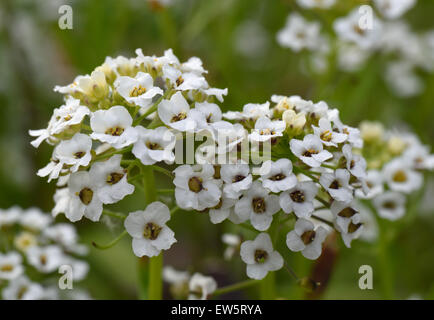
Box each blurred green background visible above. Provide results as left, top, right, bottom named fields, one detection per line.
left=0, top=0, right=433, bottom=299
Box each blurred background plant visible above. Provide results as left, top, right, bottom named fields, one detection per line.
left=0, top=0, right=433, bottom=299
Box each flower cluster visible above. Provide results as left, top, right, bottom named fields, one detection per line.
left=358, top=121, right=434, bottom=221
left=0, top=207, right=90, bottom=300
left=277, top=0, right=434, bottom=97
left=31, top=48, right=374, bottom=291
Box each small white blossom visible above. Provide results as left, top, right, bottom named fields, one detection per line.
left=320, top=169, right=353, bottom=203
left=37, top=133, right=92, bottom=182
left=383, top=159, right=422, bottom=194
left=356, top=170, right=384, bottom=199
left=240, top=233, right=283, bottom=280
left=279, top=181, right=318, bottom=218
left=158, top=92, right=196, bottom=132
left=66, top=171, right=103, bottom=222
left=0, top=252, right=23, bottom=280
left=124, top=202, right=176, bottom=257
left=290, top=134, right=333, bottom=167
left=259, top=159, right=297, bottom=193
left=0, top=206, right=21, bottom=227
left=162, top=65, right=208, bottom=91
left=334, top=8, right=383, bottom=50
left=2, top=276, right=45, bottom=300
left=188, top=273, right=217, bottom=300
left=373, top=191, right=406, bottom=220
left=222, top=233, right=242, bottom=260
left=313, top=118, right=347, bottom=147
left=132, top=126, right=176, bottom=165
left=29, top=97, right=90, bottom=148
left=26, top=245, right=64, bottom=273
left=89, top=154, right=134, bottom=204
left=374, top=0, right=416, bottom=19
left=341, top=144, right=367, bottom=179
left=286, top=218, right=327, bottom=260
left=234, top=181, right=280, bottom=231
left=209, top=195, right=237, bottom=224
left=90, top=105, right=138, bottom=149
left=249, top=117, right=285, bottom=143
left=189, top=102, right=222, bottom=131
left=43, top=223, right=78, bottom=248
left=173, top=164, right=221, bottom=211
left=115, top=71, right=163, bottom=109
left=277, top=13, right=323, bottom=52
left=221, top=163, right=252, bottom=199
left=20, top=208, right=52, bottom=231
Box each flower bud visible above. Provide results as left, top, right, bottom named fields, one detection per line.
left=387, top=136, right=406, bottom=156
left=283, top=109, right=306, bottom=135
left=360, top=121, right=384, bottom=143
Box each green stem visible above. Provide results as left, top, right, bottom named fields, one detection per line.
left=102, top=209, right=126, bottom=220
left=377, top=219, right=394, bottom=299
left=260, top=272, right=276, bottom=300
left=141, top=165, right=163, bottom=300
left=92, top=230, right=127, bottom=250
left=212, top=280, right=260, bottom=297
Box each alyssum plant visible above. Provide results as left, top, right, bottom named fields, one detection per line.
left=30, top=48, right=433, bottom=299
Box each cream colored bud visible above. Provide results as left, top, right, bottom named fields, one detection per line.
left=360, top=121, right=384, bottom=143
left=283, top=109, right=306, bottom=130
left=387, top=136, right=406, bottom=155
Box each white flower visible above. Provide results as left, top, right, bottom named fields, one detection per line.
left=290, top=134, right=333, bottom=167
left=115, top=71, right=163, bottom=109
left=27, top=245, right=64, bottom=273
left=52, top=188, right=71, bottom=217
left=20, top=208, right=52, bottom=231
left=158, top=91, right=196, bottom=132
left=279, top=181, right=318, bottom=218
left=14, top=232, right=38, bottom=252
left=240, top=233, right=283, bottom=280
left=189, top=102, right=222, bottom=131
left=333, top=8, right=383, bottom=50
left=373, top=191, right=406, bottom=220
left=210, top=121, right=247, bottom=155
left=66, top=171, right=103, bottom=222
left=90, top=105, right=138, bottom=149
left=43, top=223, right=78, bottom=248
left=89, top=154, right=134, bottom=204
left=188, top=273, right=217, bottom=300
left=124, top=201, right=176, bottom=257
left=202, top=87, right=228, bottom=103
left=234, top=181, right=280, bottom=231
left=403, top=144, right=434, bottom=170
left=374, top=0, right=416, bottom=19
left=173, top=164, right=221, bottom=211
left=162, top=65, right=208, bottom=91
left=29, top=97, right=90, bottom=148
left=320, top=169, right=353, bottom=203
left=0, top=252, right=23, bottom=280
left=222, top=233, right=242, bottom=260
left=132, top=126, right=176, bottom=165
left=163, top=266, right=190, bottom=285
left=37, top=133, right=92, bottom=182
left=277, top=13, right=322, bottom=52
left=0, top=206, right=21, bottom=227
left=385, top=60, right=423, bottom=97
left=221, top=163, right=252, bottom=199
left=181, top=56, right=207, bottom=75
left=383, top=159, right=422, bottom=194
left=259, top=159, right=297, bottom=193
left=249, top=117, right=285, bottom=143
left=337, top=42, right=370, bottom=72
left=341, top=144, right=367, bottom=179
left=356, top=170, right=384, bottom=199
left=297, top=0, right=335, bottom=8
left=330, top=200, right=361, bottom=231
left=64, top=258, right=89, bottom=281
left=313, top=118, right=347, bottom=147
left=2, top=276, right=45, bottom=300
left=55, top=70, right=107, bottom=98
left=286, top=218, right=327, bottom=260
left=241, top=102, right=271, bottom=120
left=209, top=195, right=237, bottom=224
